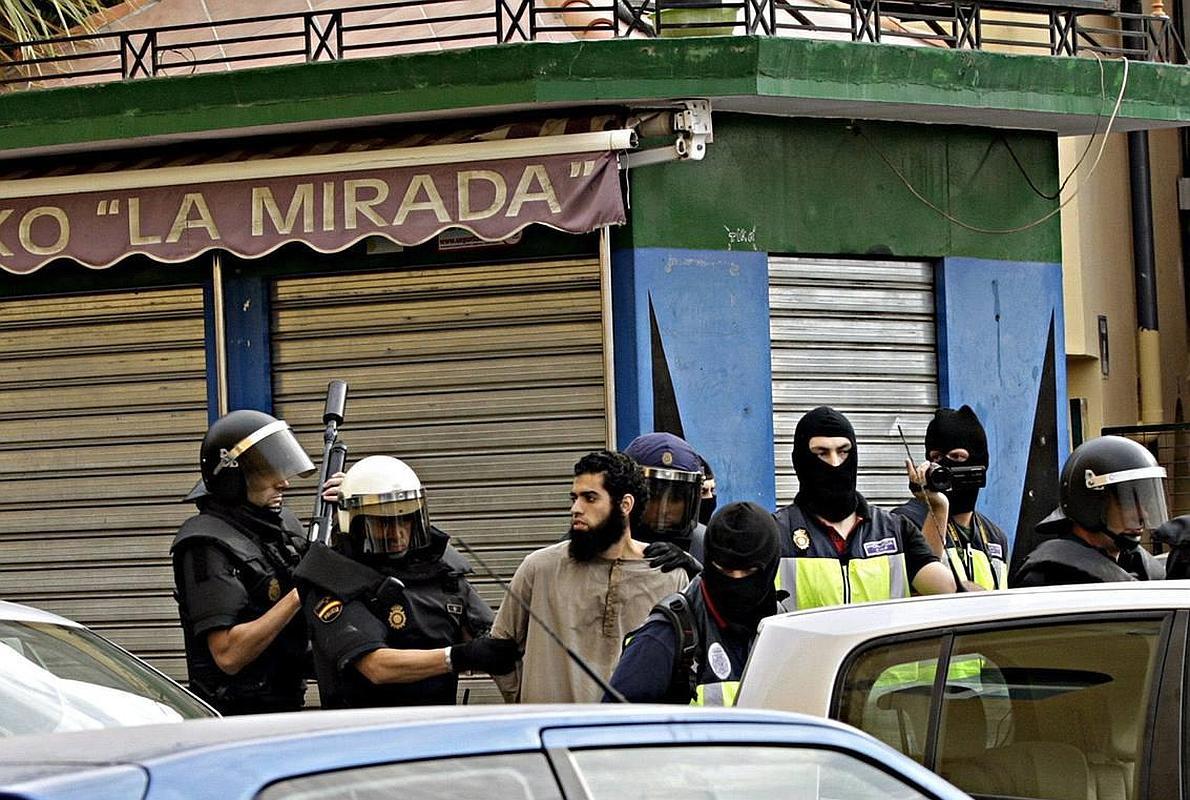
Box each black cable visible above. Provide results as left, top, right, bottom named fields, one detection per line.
left=1000, top=136, right=1063, bottom=201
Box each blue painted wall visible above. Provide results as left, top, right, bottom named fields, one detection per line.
left=937, top=257, right=1068, bottom=555
left=612, top=247, right=776, bottom=510
left=219, top=269, right=274, bottom=417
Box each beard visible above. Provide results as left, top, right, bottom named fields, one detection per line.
left=568, top=505, right=626, bottom=562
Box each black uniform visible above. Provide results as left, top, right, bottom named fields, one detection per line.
left=607, top=576, right=770, bottom=705
left=171, top=499, right=310, bottom=715
left=296, top=526, right=493, bottom=708
left=668, top=521, right=707, bottom=566
left=1011, top=529, right=1165, bottom=587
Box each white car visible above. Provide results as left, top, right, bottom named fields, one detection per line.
left=736, top=582, right=1190, bottom=800
left=0, top=600, right=216, bottom=736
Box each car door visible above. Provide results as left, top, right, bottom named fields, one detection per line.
left=829, top=610, right=1186, bottom=800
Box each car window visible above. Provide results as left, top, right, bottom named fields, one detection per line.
left=0, top=620, right=213, bottom=736
left=839, top=618, right=1166, bottom=800
left=257, top=752, right=563, bottom=800
left=568, top=745, right=934, bottom=800
left=836, top=636, right=946, bottom=763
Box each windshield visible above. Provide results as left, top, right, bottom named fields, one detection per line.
left=0, top=619, right=214, bottom=737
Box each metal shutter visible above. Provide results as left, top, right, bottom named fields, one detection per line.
left=270, top=257, right=608, bottom=702
left=769, top=256, right=938, bottom=508
left=0, top=287, right=208, bottom=680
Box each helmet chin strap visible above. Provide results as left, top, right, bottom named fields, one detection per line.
left=1107, top=531, right=1143, bottom=553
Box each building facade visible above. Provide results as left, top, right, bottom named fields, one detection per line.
left=0, top=17, right=1187, bottom=688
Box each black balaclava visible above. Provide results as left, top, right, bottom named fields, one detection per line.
left=568, top=503, right=626, bottom=562
left=792, top=406, right=858, bottom=523
left=702, top=502, right=780, bottom=635
left=697, top=456, right=717, bottom=527
left=925, top=405, right=989, bottom=515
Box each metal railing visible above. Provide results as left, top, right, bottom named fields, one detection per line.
left=0, top=0, right=1182, bottom=90
left=1102, top=422, right=1190, bottom=519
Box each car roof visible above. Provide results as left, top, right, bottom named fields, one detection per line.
left=757, top=579, right=1190, bottom=640
left=0, top=705, right=973, bottom=800
left=0, top=705, right=853, bottom=766
left=0, top=600, right=81, bottom=628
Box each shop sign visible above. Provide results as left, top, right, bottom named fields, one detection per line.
left=0, top=151, right=623, bottom=274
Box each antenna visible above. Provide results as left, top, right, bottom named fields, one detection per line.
left=897, top=424, right=966, bottom=592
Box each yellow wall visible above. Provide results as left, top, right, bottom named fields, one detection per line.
left=1060, top=129, right=1187, bottom=437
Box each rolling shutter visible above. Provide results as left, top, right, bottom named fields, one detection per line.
left=270, top=257, right=608, bottom=702
left=769, top=256, right=938, bottom=508
left=0, top=287, right=208, bottom=680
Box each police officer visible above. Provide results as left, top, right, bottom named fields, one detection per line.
left=893, top=406, right=1010, bottom=590
left=623, top=432, right=706, bottom=577
left=171, top=409, right=316, bottom=715
left=295, top=455, right=518, bottom=708
left=1012, top=436, right=1169, bottom=586
left=697, top=455, right=717, bottom=527
left=774, top=406, right=956, bottom=611
left=606, top=502, right=781, bottom=705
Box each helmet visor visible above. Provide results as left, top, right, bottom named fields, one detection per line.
left=352, top=501, right=431, bottom=557
left=1103, top=478, right=1169, bottom=535
left=641, top=467, right=703, bottom=537
left=235, top=423, right=317, bottom=484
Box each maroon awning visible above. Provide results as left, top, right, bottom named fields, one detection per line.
left=0, top=123, right=631, bottom=274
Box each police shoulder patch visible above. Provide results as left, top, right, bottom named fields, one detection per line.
left=314, top=596, right=343, bottom=623
left=388, top=604, right=407, bottom=630
left=707, top=641, right=732, bottom=680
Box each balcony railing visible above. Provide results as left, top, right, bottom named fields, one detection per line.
left=0, top=0, right=1183, bottom=90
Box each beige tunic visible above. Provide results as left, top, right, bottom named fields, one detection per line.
left=491, top=540, right=688, bottom=703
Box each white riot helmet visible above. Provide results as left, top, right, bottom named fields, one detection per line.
left=337, top=456, right=432, bottom=559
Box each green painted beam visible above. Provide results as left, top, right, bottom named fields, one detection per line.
left=0, top=37, right=1185, bottom=157
left=754, top=38, right=1190, bottom=123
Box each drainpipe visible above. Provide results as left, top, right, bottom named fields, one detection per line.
left=1128, top=130, right=1164, bottom=425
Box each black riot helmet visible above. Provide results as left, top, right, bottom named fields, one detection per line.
left=199, top=410, right=316, bottom=503
left=1053, top=435, right=1169, bottom=546
left=623, top=432, right=704, bottom=542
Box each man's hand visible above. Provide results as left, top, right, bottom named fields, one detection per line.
left=321, top=471, right=346, bottom=504
left=1154, top=515, right=1190, bottom=548
left=450, top=637, right=521, bottom=675
left=644, top=541, right=702, bottom=577
left=905, top=459, right=949, bottom=513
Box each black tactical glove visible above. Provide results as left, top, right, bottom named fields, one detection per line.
left=644, top=541, right=702, bottom=578
left=1155, top=515, right=1190, bottom=580
left=450, top=637, right=520, bottom=675
left=1154, top=515, right=1190, bottom=549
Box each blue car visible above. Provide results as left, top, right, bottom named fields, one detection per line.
left=0, top=705, right=969, bottom=800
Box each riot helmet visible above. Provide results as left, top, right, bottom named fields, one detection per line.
left=200, top=410, right=315, bottom=503
left=1057, top=435, right=1168, bottom=549
left=623, top=433, right=703, bottom=542
left=337, top=456, right=432, bottom=561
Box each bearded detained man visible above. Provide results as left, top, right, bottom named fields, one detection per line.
left=490, top=450, right=689, bottom=703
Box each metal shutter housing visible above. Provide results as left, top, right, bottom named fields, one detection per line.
left=769, top=256, right=938, bottom=508
left=0, top=287, right=209, bottom=680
